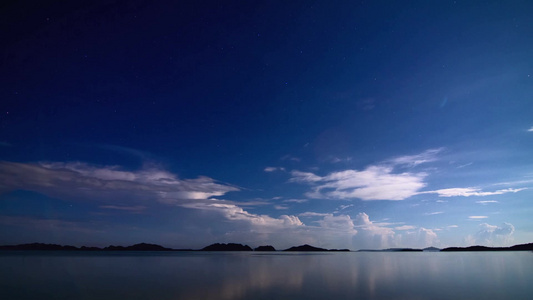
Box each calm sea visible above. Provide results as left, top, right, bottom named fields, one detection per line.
left=1, top=251, right=531, bottom=299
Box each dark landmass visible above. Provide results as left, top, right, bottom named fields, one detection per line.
left=358, top=248, right=423, bottom=252
left=510, top=243, right=533, bottom=251
left=0, top=242, right=179, bottom=251
left=441, top=242, right=533, bottom=252
left=283, top=244, right=350, bottom=252
left=104, top=243, right=174, bottom=251
left=423, top=247, right=441, bottom=252
left=284, top=244, right=327, bottom=251
left=201, top=243, right=253, bottom=251
left=254, top=245, right=276, bottom=251
left=0, top=243, right=79, bottom=251
left=2, top=242, right=532, bottom=252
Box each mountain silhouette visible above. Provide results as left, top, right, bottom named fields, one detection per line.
left=283, top=244, right=349, bottom=252
left=254, top=245, right=276, bottom=251
left=1, top=242, right=532, bottom=252
left=201, top=243, right=253, bottom=251
left=104, top=243, right=174, bottom=251
left=441, top=242, right=533, bottom=251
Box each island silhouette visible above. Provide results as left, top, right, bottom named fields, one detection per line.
left=1, top=242, right=532, bottom=252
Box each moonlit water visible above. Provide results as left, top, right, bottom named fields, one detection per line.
left=1, top=251, right=532, bottom=300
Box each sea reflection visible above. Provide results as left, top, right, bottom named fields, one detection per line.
left=0, top=251, right=532, bottom=300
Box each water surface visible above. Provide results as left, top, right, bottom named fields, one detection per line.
left=1, top=251, right=531, bottom=299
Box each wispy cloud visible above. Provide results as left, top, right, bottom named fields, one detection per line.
left=298, top=212, right=330, bottom=217
left=447, top=225, right=459, bottom=228
left=282, top=199, right=308, bottom=203
left=99, top=205, right=146, bottom=212
left=476, top=200, right=499, bottom=205
left=264, top=167, right=285, bottom=172
left=289, top=170, right=322, bottom=183
left=457, top=162, right=473, bottom=169
left=291, top=166, right=426, bottom=201
left=336, top=204, right=353, bottom=211
left=527, top=126, right=533, bottom=132
left=424, top=211, right=444, bottom=216
left=0, top=161, right=239, bottom=205
left=395, top=225, right=416, bottom=230
left=420, top=187, right=526, bottom=197
left=326, top=156, right=352, bottom=164
left=281, top=155, right=301, bottom=162
left=388, top=148, right=443, bottom=167
left=469, top=216, right=488, bottom=219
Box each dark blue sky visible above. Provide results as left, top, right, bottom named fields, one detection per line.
left=1, top=0, right=533, bottom=249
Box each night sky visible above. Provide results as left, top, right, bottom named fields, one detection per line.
left=1, top=0, right=532, bottom=250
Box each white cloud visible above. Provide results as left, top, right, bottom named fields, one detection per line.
left=264, top=167, right=285, bottom=172
left=473, top=222, right=514, bottom=246
left=352, top=213, right=395, bottom=249
left=336, top=204, right=353, bottom=211
left=395, top=225, right=416, bottom=230
left=420, top=187, right=526, bottom=197
left=282, top=199, right=308, bottom=203
left=424, top=211, right=444, bottom=216
left=182, top=202, right=303, bottom=228
left=388, top=148, right=443, bottom=167
left=299, top=212, right=330, bottom=217
left=447, top=225, right=459, bottom=228
left=274, top=205, right=289, bottom=210
left=416, top=228, right=438, bottom=246
left=291, top=166, right=426, bottom=201
left=289, top=170, right=322, bottom=183
left=476, top=200, right=499, bottom=204
left=469, top=216, right=488, bottom=219
left=527, top=126, right=533, bottom=132
left=317, top=214, right=357, bottom=234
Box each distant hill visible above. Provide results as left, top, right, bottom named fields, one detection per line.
left=254, top=245, right=276, bottom=251
left=0, top=242, right=177, bottom=251
left=104, top=243, right=174, bottom=251
left=358, top=248, right=423, bottom=252
left=201, top=243, right=253, bottom=251
left=423, top=247, right=441, bottom=252
left=283, top=244, right=350, bottom=252
left=0, top=243, right=79, bottom=251
left=2, top=242, right=532, bottom=252
left=441, top=242, right=533, bottom=252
